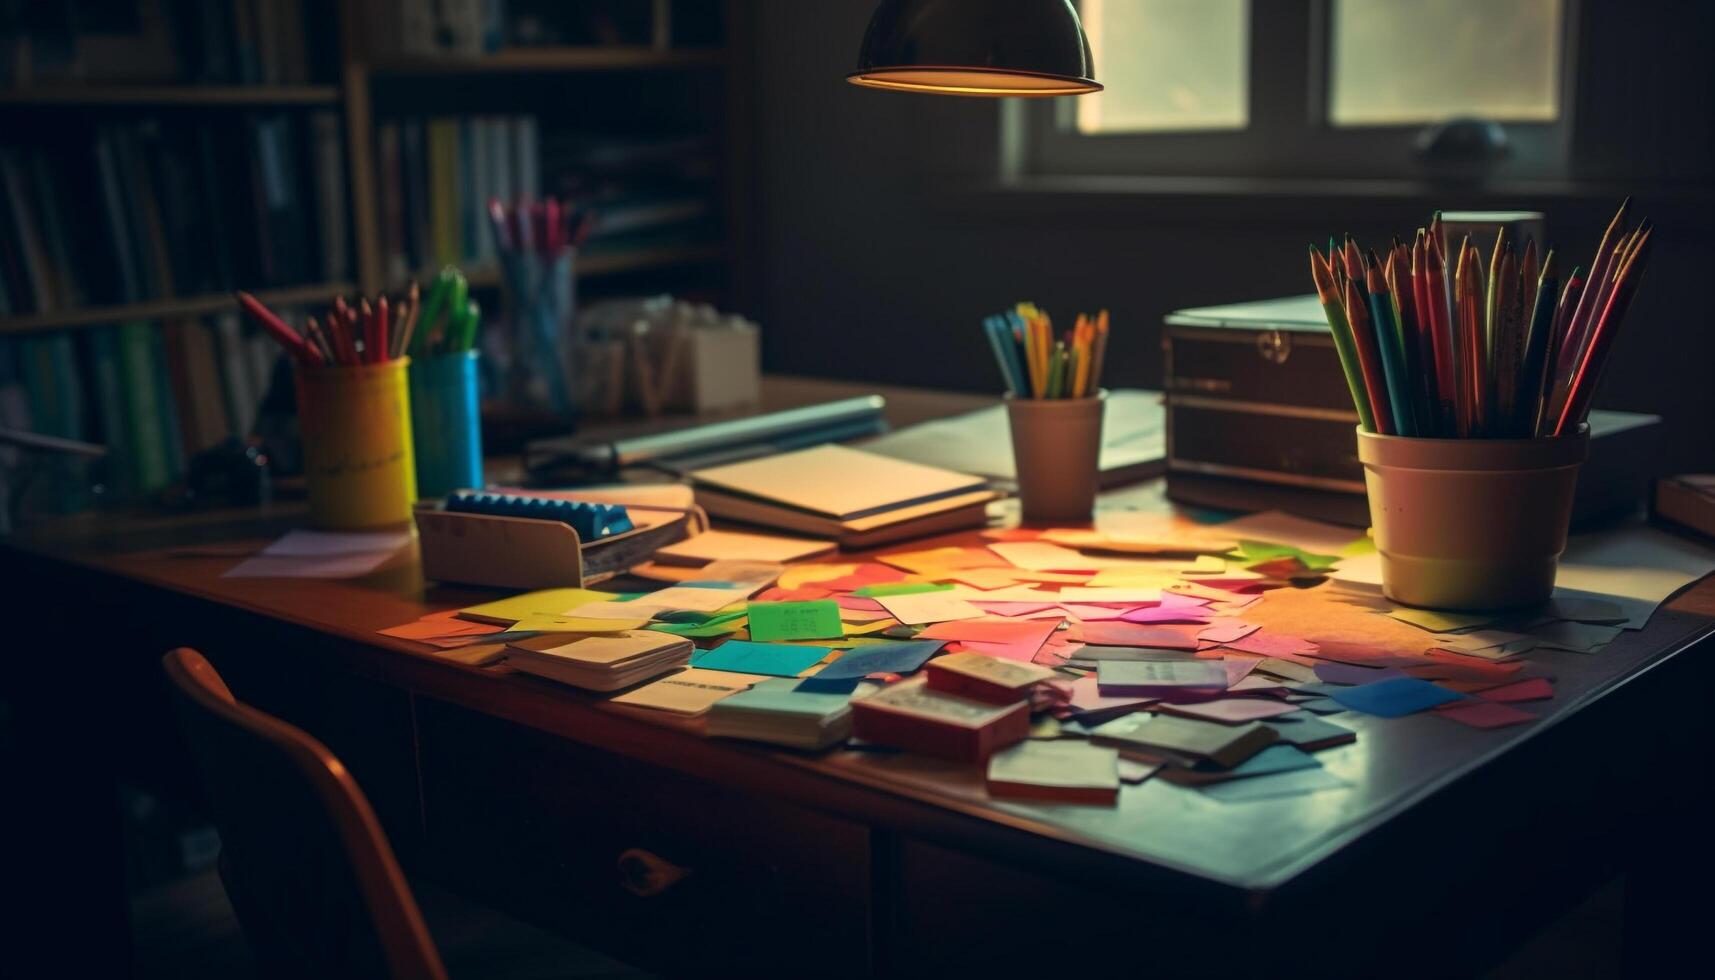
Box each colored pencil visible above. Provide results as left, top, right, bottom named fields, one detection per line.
left=1311, top=245, right=1377, bottom=432
left=981, top=303, right=1112, bottom=400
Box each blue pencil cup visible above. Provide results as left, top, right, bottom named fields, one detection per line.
left=408, top=350, right=484, bottom=499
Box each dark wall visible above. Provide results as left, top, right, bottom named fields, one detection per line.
left=737, top=0, right=1715, bottom=473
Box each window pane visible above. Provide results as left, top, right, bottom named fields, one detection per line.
left=1329, top=0, right=1562, bottom=126
left=1076, top=0, right=1248, bottom=134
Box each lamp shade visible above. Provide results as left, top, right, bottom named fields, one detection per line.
left=848, top=0, right=1101, bottom=97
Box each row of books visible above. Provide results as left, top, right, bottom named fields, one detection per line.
left=2, top=0, right=335, bottom=86
left=543, top=131, right=718, bottom=253
left=0, top=113, right=347, bottom=316
left=0, top=312, right=288, bottom=502
left=375, top=115, right=541, bottom=282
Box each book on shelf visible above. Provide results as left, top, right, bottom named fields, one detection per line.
left=5, top=0, right=332, bottom=86
left=374, top=114, right=540, bottom=281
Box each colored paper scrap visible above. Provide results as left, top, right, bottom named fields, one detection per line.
left=1329, top=677, right=1462, bottom=717
left=1437, top=701, right=1537, bottom=729
left=691, top=640, right=831, bottom=678
left=746, top=600, right=844, bottom=641
left=874, top=591, right=986, bottom=625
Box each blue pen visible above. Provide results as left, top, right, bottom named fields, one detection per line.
left=982, top=318, right=1021, bottom=395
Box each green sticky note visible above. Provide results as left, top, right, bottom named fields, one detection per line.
left=746, top=600, right=843, bottom=642
left=648, top=611, right=749, bottom=638
left=851, top=582, right=954, bottom=598
left=1230, top=539, right=1341, bottom=572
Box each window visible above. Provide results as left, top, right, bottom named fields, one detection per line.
left=1328, top=0, right=1562, bottom=127
left=1019, top=0, right=1572, bottom=180
left=1076, top=0, right=1249, bottom=134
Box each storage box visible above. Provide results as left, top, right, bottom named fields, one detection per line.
left=1162, top=295, right=1662, bottom=526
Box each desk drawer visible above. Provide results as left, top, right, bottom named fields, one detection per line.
left=415, top=698, right=872, bottom=976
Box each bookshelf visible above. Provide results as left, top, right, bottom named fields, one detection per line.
left=0, top=85, right=341, bottom=107
left=0, top=0, right=752, bottom=502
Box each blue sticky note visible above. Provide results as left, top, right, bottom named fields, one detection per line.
left=1329, top=677, right=1462, bottom=717
left=810, top=640, right=947, bottom=681
left=691, top=640, right=831, bottom=678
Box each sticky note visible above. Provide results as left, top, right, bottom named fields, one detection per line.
left=1472, top=677, right=1554, bottom=702
left=691, top=640, right=832, bottom=677
left=852, top=581, right=953, bottom=598
left=1328, top=677, right=1462, bottom=717
left=459, top=587, right=616, bottom=624
left=746, top=600, right=844, bottom=641
left=1081, top=621, right=1201, bottom=649
left=1437, top=701, right=1536, bottom=728
left=811, top=640, right=946, bottom=680
left=874, top=591, right=985, bottom=625
left=1312, top=662, right=1408, bottom=686
left=510, top=613, right=652, bottom=633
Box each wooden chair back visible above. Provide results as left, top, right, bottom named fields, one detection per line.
left=161, top=648, right=446, bottom=980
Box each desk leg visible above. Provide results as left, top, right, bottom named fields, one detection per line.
left=1622, top=680, right=1714, bottom=979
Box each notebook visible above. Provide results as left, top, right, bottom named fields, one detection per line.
left=504, top=631, right=693, bottom=692
left=861, top=389, right=1165, bottom=489
left=689, top=445, right=997, bottom=548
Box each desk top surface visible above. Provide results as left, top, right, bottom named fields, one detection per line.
left=11, top=375, right=1715, bottom=896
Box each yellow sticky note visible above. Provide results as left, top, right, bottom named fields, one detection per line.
left=778, top=564, right=859, bottom=590
left=511, top=613, right=650, bottom=633
left=843, top=619, right=899, bottom=636
left=459, top=588, right=615, bottom=624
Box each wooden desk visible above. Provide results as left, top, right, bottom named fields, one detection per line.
left=5, top=378, right=1712, bottom=978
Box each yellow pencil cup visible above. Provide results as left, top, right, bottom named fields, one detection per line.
left=294, top=358, right=418, bottom=529
left=1357, top=425, right=1587, bottom=610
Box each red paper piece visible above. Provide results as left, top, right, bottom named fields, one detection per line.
left=1438, top=701, right=1536, bottom=728
left=1418, top=649, right=1529, bottom=675
left=1222, top=630, right=1319, bottom=658
left=1121, top=605, right=1214, bottom=625
left=810, top=563, right=908, bottom=590
left=836, top=595, right=887, bottom=612
left=1474, top=677, right=1554, bottom=702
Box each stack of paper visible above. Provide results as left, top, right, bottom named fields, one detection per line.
left=705, top=678, right=855, bottom=750
left=688, top=445, right=997, bottom=549
left=1089, top=714, right=1278, bottom=770
left=505, top=631, right=694, bottom=692
left=985, top=740, right=1121, bottom=805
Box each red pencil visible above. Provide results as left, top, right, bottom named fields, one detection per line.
left=1555, top=228, right=1652, bottom=435
left=1342, top=274, right=1394, bottom=435
left=236, top=291, right=319, bottom=365
left=375, top=297, right=391, bottom=364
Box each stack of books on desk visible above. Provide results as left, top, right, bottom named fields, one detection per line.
left=705, top=678, right=855, bottom=750
left=504, top=631, right=693, bottom=692
left=688, top=445, right=998, bottom=549
left=849, top=677, right=1030, bottom=762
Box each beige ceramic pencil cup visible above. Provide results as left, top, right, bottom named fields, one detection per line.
left=1005, top=390, right=1106, bottom=523
left=1357, top=425, right=1588, bottom=610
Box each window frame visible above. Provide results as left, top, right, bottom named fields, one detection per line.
left=1014, top=0, right=1579, bottom=181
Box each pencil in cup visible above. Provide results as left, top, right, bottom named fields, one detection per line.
left=983, top=303, right=1108, bottom=400
left=1305, top=198, right=1651, bottom=441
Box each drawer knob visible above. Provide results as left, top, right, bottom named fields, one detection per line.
left=616, top=848, right=691, bottom=897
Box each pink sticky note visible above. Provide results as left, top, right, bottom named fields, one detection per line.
left=1121, top=605, right=1214, bottom=625
left=1159, top=593, right=1213, bottom=608
left=1161, top=698, right=1299, bottom=724
left=1058, top=603, right=1133, bottom=621
left=1080, top=622, right=1202, bottom=650
left=959, top=639, right=1046, bottom=663
left=1197, top=619, right=1261, bottom=644
left=1068, top=674, right=1154, bottom=713
left=917, top=618, right=1061, bottom=645
left=1474, top=677, right=1554, bottom=702
left=1222, top=630, right=1319, bottom=658
left=1438, top=701, right=1536, bottom=728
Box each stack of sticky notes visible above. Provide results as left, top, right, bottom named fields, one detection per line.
left=985, top=740, right=1121, bottom=805
left=1089, top=713, right=1277, bottom=771
left=705, top=678, right=855, bottom=750
left=924, top=652, right=1056, bottom=704
left=849, top=677, right=1030, bottom=762
left=504, top=631, right=694, bottom=691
